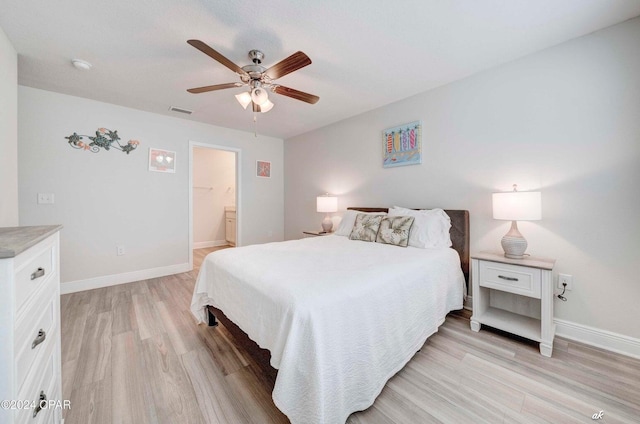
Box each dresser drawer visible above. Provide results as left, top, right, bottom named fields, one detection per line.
left=478, top=260, right=541, bottom=298
left=225, top=211, right=236, bottom=220
left=14, top=240, right=56, bottom=312
left=17, top=344, right=57, bottom=424
left=15, top=290, right=58, bottom=394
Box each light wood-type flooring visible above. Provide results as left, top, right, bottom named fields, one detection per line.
left=61, top=247, right=640, bottom=424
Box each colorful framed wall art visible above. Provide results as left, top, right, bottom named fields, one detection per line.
left=149, top=148, right=176, bottom=173
left=256, top=160, right=271, bottom=178
left=382, top=121, right=422, bottom=168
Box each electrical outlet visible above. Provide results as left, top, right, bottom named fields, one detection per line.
left=116, top=245, right=125, bottom=256
left=558, top=273, right=573, bottom=290
left=37, top=193, right=55, bottom=204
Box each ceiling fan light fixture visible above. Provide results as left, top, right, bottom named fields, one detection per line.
left=235, top=92, right=252, bottom=109
left=259, top=99, right=274, bottom=113
left=186, top=41, right=319, bottom=123
left=251, top=87, right=269, bottom=106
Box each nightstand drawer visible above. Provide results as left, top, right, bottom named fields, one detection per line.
left=478, top=261, right=541, bottom=298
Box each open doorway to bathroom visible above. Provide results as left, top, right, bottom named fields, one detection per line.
left=188, top=141, right=241, bottom=269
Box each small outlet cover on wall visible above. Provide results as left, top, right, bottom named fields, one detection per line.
left=558, top=273, right=573, bottom=290
left=116, top=245, right=125, bottom=256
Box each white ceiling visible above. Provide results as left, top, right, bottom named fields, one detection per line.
left=2, top=1, right=640, bottom=139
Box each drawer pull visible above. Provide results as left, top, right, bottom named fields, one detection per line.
left=498, top=275, right=519, bottom=281
left=33, top=391, right=46, bottom=418
left=31, top=267, right=45, bottom=280
left=31, top=329, right=46, bottom=349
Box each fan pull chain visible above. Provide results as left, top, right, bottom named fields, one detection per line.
left=253, top=113, right=258, bottom=138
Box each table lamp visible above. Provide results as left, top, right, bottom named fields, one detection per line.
left=317, top=194, right=338, bottom=233
left=492, top=184, right=541, bottom=259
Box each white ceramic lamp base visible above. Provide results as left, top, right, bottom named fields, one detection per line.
left=321, top=215, right=333, bottom=233
left=501, top=220, right=528, bottom=259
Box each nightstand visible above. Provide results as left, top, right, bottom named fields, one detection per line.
left=302, top=230, right=333, bottom=237
left=470, top=251, right=556, bottom=357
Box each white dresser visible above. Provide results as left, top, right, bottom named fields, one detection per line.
left=0, top=226, right=63, bottom=424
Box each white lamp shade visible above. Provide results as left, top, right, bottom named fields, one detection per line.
left=251, top=87, right=269, bottom=106
left=235, top=92, right=252, bottom=109
left=316, top=195, right=338, bottom=213
left=259, top=99, right=274, bottom=113
left=493, top=191, right=541, bottom=221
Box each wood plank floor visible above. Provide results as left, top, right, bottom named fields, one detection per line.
left=61, top=247, right=640, bottom=423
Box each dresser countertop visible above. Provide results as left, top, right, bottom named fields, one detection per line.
left=0, top=225, right=63, bottom=258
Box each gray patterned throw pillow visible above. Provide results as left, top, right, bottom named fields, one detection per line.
left=376, top=216, right=415, bottom=247
left=349, top=214, right=384, bottom=242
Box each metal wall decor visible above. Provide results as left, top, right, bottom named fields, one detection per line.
left=65, top=128, right=140, bottom=154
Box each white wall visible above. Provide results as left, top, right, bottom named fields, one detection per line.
left=193, top=147, right=235, bottom=246
left=285, top=18, right=640, bottom=341
left=0, top=26, right=18, bottom=227
left=19, top=86, right=284, bottom=286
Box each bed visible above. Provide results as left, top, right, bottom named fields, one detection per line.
left=190, top=208, right=469, bottom=424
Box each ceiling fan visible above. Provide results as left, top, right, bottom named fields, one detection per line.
left=186, top=40, right=320, bottom=113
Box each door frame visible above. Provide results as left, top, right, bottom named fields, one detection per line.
left=188, top=140, right=242, bottom=269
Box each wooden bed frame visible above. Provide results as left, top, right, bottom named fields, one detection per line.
left=206, top=208, right=469, bottom=389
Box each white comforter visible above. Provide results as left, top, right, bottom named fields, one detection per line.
left=190, top=235, right=465, bottom=424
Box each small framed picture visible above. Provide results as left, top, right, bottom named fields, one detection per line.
left=149, top=148, right=176, bottom=173
left=256, top=160, right=271, bottom=178
left=382, top=121, right=422, bottom=168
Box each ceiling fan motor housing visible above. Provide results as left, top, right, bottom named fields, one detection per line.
left=241, top=64, right=267, bottom=81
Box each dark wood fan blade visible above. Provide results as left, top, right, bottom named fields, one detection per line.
left=265, top=51, right=311, bottom=80
left=187, top=82, right=241, bottom=94
left=273, top=85, right=319, bottom=104
left=187, top=40, right=247, bottom=76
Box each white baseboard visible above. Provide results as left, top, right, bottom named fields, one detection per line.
left=193, top=240, right=228, bottom=249
left=554, top=318, right=640, bottom=360
left=463, top=295, right=473, bottom=311
left=61, top=262, right=191, bottom=294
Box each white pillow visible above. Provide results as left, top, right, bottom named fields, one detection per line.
left=388, top=206, right=452, bottom=248
left=334, top=210, right=387, bottom=236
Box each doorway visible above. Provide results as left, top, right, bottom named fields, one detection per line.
left=188, top=141, right=241, bottom=269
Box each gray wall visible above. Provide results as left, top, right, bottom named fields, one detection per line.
left=285, top=18, right=640, bottom=339
left=0, top=26, right=18, bottom=227
left=19, top=87, right=284, bottom=285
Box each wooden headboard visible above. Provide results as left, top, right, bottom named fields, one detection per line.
left=347, top=208, right=470, bottom=284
